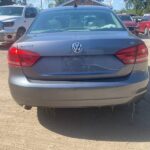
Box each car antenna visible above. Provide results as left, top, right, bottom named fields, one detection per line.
left=74, top=0, right=78, bottom=7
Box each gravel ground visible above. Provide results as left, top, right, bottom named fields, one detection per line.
left=0, top=39, right=150, bottom=150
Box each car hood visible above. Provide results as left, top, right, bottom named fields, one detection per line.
left=123, top=21, right=137, bottom=27
left=0, top=15, right=21, bottom=21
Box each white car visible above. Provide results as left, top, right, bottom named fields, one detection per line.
left=144, top=14, right=150, bottom=17
left=0, top=5, right=38, bottom=45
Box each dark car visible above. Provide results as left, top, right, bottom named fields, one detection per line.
left=118, top=14, right=138, bottom=35
left=132, top=16, right=143, bottom=22
left=8, top=6, right=149, bottom=109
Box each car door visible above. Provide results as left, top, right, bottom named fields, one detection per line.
left=139, top=17, right=150, bottom=33
left=24, top=7, right=38, bottom=30
left=138, top=21, right=146, bottom=33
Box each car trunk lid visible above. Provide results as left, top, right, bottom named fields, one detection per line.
left=18, top=31, right=141, bottom=80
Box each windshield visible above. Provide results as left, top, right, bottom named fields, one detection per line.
left=143, top=16, right=150, bottom=21
left=118, top=15, right=132, bottom=21
left=29, top=9, right=125, bottom=34
left=0, top=7, right=23, bottom=16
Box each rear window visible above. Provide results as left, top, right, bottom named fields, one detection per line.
left=0, top=7, right=23, bottom=16
left=28, top=9, right=125, bottom=34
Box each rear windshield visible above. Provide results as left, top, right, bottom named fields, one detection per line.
left=0, top=7, right=23, bottom=16
left=29, top=9, right=125, bottom=34
left=118, top=15, right=132, bottom=21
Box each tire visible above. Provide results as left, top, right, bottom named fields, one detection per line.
left=16, top=28, right=26, bottom=40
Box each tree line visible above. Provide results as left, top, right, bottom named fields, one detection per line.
left=121, top=0, right=150, bottom=15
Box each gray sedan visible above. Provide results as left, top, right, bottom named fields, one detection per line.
left=8, top=6, right=149, bottom=109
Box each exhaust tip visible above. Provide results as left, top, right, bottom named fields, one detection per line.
left=23, top=105, right=32, bottom=110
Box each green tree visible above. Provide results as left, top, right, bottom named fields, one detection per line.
left=144, top=0, right=150, bottom=13
left=125, top=0, right=150, bottom=15
left=126, top=0, right=144, bottom=15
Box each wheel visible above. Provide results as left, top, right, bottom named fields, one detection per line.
left=16, top=28, right=26, bottom=40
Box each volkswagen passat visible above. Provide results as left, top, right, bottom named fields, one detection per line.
left=8, top=6, right=149, bottom=109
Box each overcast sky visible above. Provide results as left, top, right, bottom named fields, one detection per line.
left=111, top=0, right=125, bottom=10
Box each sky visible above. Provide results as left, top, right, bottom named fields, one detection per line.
left=27, top=0, right=125, bottom=10
left=111, top=0, right=125, bottom=10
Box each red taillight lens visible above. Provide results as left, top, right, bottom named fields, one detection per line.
left=8, top=47, right=21, bottom=66
left=8, top=47, right=40, bottom=67
left=116, top=44, right=148, bottom=64
left=136, top=44, right=148, bottom=63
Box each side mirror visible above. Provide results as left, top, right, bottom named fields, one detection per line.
left=25, top=13, right=37, bottom=18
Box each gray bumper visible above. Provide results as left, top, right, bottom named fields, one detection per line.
left=0, top=30, right=16, bottom=44
left=9, top=70, right=149, bottom=108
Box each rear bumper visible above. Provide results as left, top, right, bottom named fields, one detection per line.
left=9, top=70, right=149, bottom=108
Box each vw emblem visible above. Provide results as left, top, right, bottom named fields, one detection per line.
left=72, top=42, right=83, bottom=54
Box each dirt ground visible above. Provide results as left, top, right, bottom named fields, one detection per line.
left=0, top=39, right=150, bottom=150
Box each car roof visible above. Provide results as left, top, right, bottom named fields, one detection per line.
left=42, top=6, right=111, bottom=13
left=144, top=14, right=150, bottom=16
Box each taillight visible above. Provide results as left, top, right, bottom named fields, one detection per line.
left=136, top=44, right=148, bottom=63
left=8, top=47, right=40, bottom=67
left=116, top=44, right=148, bottom=64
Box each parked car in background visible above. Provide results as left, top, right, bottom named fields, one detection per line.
left=144, top=14, right=150, bottom=17
left=8, top=6, right=149, bottom=110
left=132, top=16, right=143, bottom=22
left=136, top=14, right=150, bottom=37
left=118, top=14, right=138, bottom=35
left=0, top=5, right=38, bottom=45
